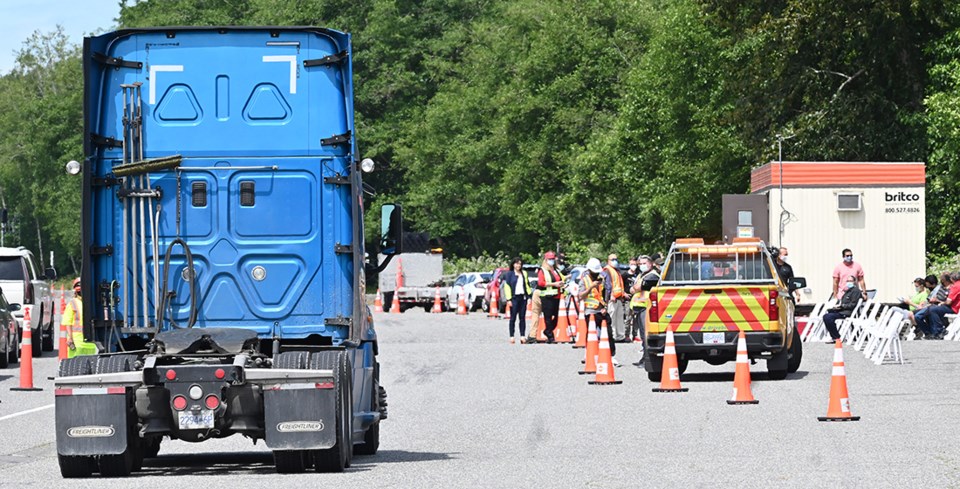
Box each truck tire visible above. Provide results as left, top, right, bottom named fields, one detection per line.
left=59, top=455, right=94, bottom=478
left=767, top=347, right=789, bottom=380
left=354, top=362, right=380, bottom=456
left=7, top=328, right=17, bottom=366
left=787, top=328, right=803, bottom=374
left=644, top=348, right=662, bottom=382
left=31, top=306, right=42, bottom=358
left=311, top=350, right=353, bottom=472
left=272, top=350, right=313, bottom=473
left=94, top=354, right=139, bottom=477
left=0, top=332, right=9, bottom=369
left=58, top=356, right=94, bottom=377
left=42, top=302, right=55, bottom=351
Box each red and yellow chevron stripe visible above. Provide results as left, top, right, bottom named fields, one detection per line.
left=652, top=286, right=776, bottom=333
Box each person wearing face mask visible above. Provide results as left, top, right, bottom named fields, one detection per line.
left=822, top=276, right=863, bottom=342
left=897, top=277, right=929, bottom=327
left=501, top=257, right=531, bottom=344
left=628, top=256, right=660, bottom=358
left=579, top=258, right=618, bottom=366
left=602, top=253, right=628, bottom=342
left=832, top=248, right=866, bottom=300
left=536, top=251, right=565, bottom=344
left=774, top=247, right=799, bottom=302
left=623, top=258, right=641, bottom=339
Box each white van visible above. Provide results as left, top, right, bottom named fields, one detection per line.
left=0, top=247, right=57, bottom=356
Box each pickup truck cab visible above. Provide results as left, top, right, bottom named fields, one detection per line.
left=0, top=247, right=57, bottom=356
left=644, top=238, right=805, bottom=381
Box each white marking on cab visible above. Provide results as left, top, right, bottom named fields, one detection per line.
left=262, top=55, right=298, bottom=94
left=149, top=65, right=185, bottom=104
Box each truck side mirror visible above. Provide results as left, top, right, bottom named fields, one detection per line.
left=380, top=204, right=403, bottom=256
left=44, top=267, right=57, bottom=281
left=788, top=277, right=806, bottom=291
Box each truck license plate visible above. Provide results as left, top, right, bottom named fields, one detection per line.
left=178, top=410, right=214, bottom=430
left=703, top=332, right=725, bottom=344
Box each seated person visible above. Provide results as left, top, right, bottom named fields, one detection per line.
left=821, top=276, right=862, bottom=342
left=898, top=277, right=929, bottom=325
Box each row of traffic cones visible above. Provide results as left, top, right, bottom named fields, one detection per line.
left=12, top=286, right=70, bottom=392
left=648, top=328, right=859, bottom=421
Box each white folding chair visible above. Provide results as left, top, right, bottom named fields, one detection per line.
left=869, top=308, right=908, bottom=365
left=800, top=301, right=831, bottom=342
left=839, top=300, right=868, bottom=343
left=943, top=314, right=959, bottom=341
left=854, top=306, right=892, bottom=352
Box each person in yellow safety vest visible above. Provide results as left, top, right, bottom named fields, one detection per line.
left=63, top=278, right=97, bottom=358
left=629, top=256, right=661, bottom=360
left=501, top=257, right=532, bottom=344
left=602, top=254, right=628, bottom=342
left=579, top=258, right=618, bottom=366
left=536, top=251, right=565, bottom=344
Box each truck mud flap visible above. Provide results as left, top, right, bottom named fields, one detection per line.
left=263, top=384, right=337, bottom=450
left=55, top=388, right=129, bottom=456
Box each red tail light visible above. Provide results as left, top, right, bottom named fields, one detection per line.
left=769, top=290, right=779, bottom=319
left=172, top=395, right=187, bottom=411
left=214, top=368, right=225, bottom=379
left=24, top=282, right=33, bottom=305
left=204, top=395, right=220, bottom=410
left=165, top=369, right=177, bottom=381
left=649, top=291, right=659, bottom=322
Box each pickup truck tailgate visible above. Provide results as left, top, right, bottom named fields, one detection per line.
left=652, top=285, right=777, bottom=333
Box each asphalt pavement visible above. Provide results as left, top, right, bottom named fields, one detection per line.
left=0, top=310, right=958, bottom=488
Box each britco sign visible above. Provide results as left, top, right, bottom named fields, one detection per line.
left=884, top=191, right=922, bottom=214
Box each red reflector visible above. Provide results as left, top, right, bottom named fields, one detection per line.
left=214, top=368, right=225, bottom=379
left=55, top=388, right=73, bottom=396
left=172, top=395, right=187, bottom=411
left=165, top=369, right=177, bottom=381
left=107, top=387, right=126, bottom=395
left=649, top=291, right=659, bottom=322
left=204, top=395, right=220, bottom=410
left=315, top=382, right=335, bottom=389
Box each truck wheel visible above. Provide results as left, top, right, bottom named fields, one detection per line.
left=143, top=437, right=162, bottom=458
left=273, top=351, right=310, bottom=369
left=355, top=363, right=380, bottom=456
left=7, top=327, right=17, bottom=366
left=59, top=455, right=94, bottom=478
left=766, top=348, right=789, bottom=380
left=93, top=354, right=139, bottom=476
left=677, top=357, right=689, bottom=376
left=42, top=302, right=55, bottom=351
left=58, top=356, right=94, bottom=377
left=312, top=351, right=353, bottom=472
left=31, top=306, right=42, bottom=358
left=99, top=451, right=133, bottom=477
left=274, top=450, right=309, bottom=473
left=787, top=328, right=803, bottom=374
left=0, top=331, right=9, bottom=369
left=644, top=348, right=662, bottom=382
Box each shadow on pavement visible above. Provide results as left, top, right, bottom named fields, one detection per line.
left=679, top=370, right=809, bottom=383
left=353, top=450, right=458, bottom=465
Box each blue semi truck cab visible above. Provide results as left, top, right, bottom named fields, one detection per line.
left=53, top=27, right=400, bottom=477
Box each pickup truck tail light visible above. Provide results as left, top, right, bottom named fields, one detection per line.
left=768, top=290, right=779, bottom=319
left=649, top=291, right=659, bottom=322
left=24, top=282, right=33, bottom=305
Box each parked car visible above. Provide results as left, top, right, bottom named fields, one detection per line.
left=0, top=247, right=56, bottom=357
left=0, top=289, right=20, bottom=368
left=445, top=272, right=491, bottom=312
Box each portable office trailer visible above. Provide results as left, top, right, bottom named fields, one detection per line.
left=723, top=161, right=926, bottom=304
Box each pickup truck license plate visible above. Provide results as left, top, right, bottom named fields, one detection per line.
left=179, top=410, right=214, bottom=430
left=703, top=332, right=725, bottom=344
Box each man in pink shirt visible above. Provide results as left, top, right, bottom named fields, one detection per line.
left=832, top=248, right=866, bottom=300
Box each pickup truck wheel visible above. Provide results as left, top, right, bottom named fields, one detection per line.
left=312, top=351, right=353, bottom=472
left=42, top=303, right=55, bottom=351
left=59, top=455, right=94, bottom=478
left=7, top=328, right=17, bottom=365
left=644, top=348, right=662, bottom=382
left=787, top=328, right=802, bottom=374
left=677, top=357, right=689, bottom=376
left=0, top=331, right=9, bottom=369
left=31, top=306, right=42, bottom=358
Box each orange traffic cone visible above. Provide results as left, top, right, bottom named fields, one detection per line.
left=525, top=299, right=532, bottom=321
left=818, top=340, right=860, bottom=422
left=653, top=327, right=688, bottom=393
left=727, top=330, right=758, bottom=404
left=431, top=287, right=443, bottom=313
left=456, top=287, right=468, bottom=315
left=488, top=287, right=500, bottom=318
left=536, top=314, right=547, bottom=342
left=57, top=318, right=68, bottom=361
left=59, top=285, right=67, bottom=315
left=566, top=300, right=578, bottom=339
left=389, top=291, right=401, bottom=313
left=589, top=324, right=622, bottom=385
left=555, top=306, right=572, bottom=343
left=573, top=304, right=588, bottom=349
left=504, top=297, right=512, bottom=318
left=578, top=316, right=600, bottom=375
left=395, top=257, right=405, bottom=288
left=373, top=289, right=384, bottom=313
left=11, top=308, right=42, bottom=391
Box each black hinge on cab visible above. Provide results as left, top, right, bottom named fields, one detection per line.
left=303, top=50, right=348, bottom=67
left=90, top=133, right=121, bottom=148
left=91, top=245, right=114, bottom=256
left=92, top=52, right=143, bottom=70
left=334, top=243, right=352, bottom=254
left=323, top=174, right=351, bottom=185
left=320, top=131, right=351, bottom=146
left=324, top=316, right=351, bottom=327
left=93, top=177, right=121, bottom=187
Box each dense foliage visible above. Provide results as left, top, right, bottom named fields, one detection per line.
left=0, top=0, right=957, bottom=273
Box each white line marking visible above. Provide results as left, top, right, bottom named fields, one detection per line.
left=0, top=404, right=54, bottom=422
left=262, top=55, right=297, bottom=94
left=149, top=64, right=184, bottom=104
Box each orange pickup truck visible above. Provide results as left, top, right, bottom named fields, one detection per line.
left=643, top=238, right=806, bottom=381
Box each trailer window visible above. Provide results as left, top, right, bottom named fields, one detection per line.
left=0, top=258, right=24, bottom=281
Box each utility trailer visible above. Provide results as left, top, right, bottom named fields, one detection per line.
left=54, top=27, right=402, bottom=477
